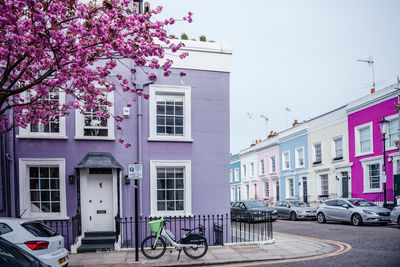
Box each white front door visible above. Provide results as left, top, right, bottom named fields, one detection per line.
left=87, top=174, right=114, bottom=232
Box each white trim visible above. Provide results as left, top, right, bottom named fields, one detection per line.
left=386, top=113, right=399, bottom=151
left=354, top=121, right=374, bottom=157
left=312, top=142, right=322, bottom=165
left=317, top=172, right=329, bottom=196
left=282, top=150, right=290, bottom=171
left=295, top=146, right=305, bottom=169
left=259, top=159, right=265, bottom=176
left=234, top=168, right=239, bottom=182
left=361, top=157, right=383, bottom=193
left=263, top=180, right=270, bottom=198
left=249, top=162, right=255, bottom=178
left=242, top=164, right=247, bottom=180
left=331, top=135, right=344, bottom=161
left=150, top=160, right=192, bottom=217
left=18, top=90, right=67, bottom=139
left=75, top=90, right=115, bottom=140
left=148, top=85, right=192, bottom=142
left=269, top=156, right=277, bottom=174
left=19, top=158, right=67, bottom=220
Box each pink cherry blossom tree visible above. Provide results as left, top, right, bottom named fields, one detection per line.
left=0, top=0, right=192, bottom=147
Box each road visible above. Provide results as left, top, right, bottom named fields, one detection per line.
left=251, top=219, right=400, bottom=266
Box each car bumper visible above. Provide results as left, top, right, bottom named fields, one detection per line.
left=390, top=214, right=398, bottom=223
left=363, top=215, right=391, bottom=224
left=297, top=213, right=317, bottom=219
left=37, top=248, right=69, bottom=267
left=251, top=213, right=278, bottom=221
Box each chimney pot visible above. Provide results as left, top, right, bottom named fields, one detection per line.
left=371, top=88, right=375, bottom=94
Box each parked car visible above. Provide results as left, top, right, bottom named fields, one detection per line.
left=0, top=218, right=68, bottom=267
left=231, top=200, right=278, bottom=222
left=316, top=198, right=392, bottom=226
left=274, top=200, right=317, bottom=220
left=0, top=236, right=49, bottom=267
left=390, top=206, right=400, bottom=224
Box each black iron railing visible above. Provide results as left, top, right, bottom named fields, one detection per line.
left=352, top=189, right=395, bottom=208
left=117, top=214, right=273, bottom=249
left=43, top=213, right=81, bottom=251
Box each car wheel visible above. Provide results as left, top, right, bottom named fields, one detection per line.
left=290, top=212, right=297, bottom=221
left=317, top=212, right=326, bottom=223
left=352, top=213, right=363, bottom=226
left=398, top=216, right=400, bottom=224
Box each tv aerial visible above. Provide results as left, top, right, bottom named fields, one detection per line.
left=357, top=57, right=375, bottom=90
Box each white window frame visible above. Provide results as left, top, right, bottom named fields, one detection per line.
left=386, top=114, right=399, bottom=150
left=264, top=180, right=270, bottom=198
left=269, top=156, right=276, bottom=174
left=250, top=162, right=255, bottom=177
left=282, top=151, right=290, bottom=171
left=259, top=159, right=265, bottom=175
left=313, top=142, right=322, bottom=164
left=19, top=158, right=67, bottom=219
left=17, top=90, right=67, bottom=139
left=318, top=173, right=329, bottom=196
left=234, top=168, right=239, bottom=182
left=75, top=90, right=115, bottom=140
left=150, top=160, right=192, bottom=217
left=243, top=164, right=247, bottom=179
left=231, top=186, right=235, bottom=201
left=360, top=156, right=383, bottom=193
left=237, top=186, right=241, bottom=201
left=332, top=135, right=344, bottom=161
left=230, top=170, right=233, bottom=183
left=148, top=85, right=192, bottom=142
left=246, top=184, right=250, bottom=199
left=354, top=122, right=373, bottom=157
left=295, top=147, right=305, bottom=168
left=285, top=176, right=295, bottom=199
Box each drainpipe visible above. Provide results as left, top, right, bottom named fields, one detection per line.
left=13, top=114, right=18, bottom=218
left=0, top=132, right=6, bottom=212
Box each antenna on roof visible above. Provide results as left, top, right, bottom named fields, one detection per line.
left=357, top=57, right=375, bottom=93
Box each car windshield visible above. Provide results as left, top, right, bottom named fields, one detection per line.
left=291, top=201, right=309, bottom=207
left=245, top=201, right=267, bottom=208
left=348, top=199, right=377, bottom=207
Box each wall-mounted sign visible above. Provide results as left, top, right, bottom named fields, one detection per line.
left=128, top=163, right=143, bottom=180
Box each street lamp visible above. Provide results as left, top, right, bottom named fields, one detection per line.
left=379, top=117, right=389, bottom=207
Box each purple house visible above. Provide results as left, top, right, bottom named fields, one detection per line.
left=347, top=85, right=399, bottom=206
left=0, top=40, right=232, bottom=251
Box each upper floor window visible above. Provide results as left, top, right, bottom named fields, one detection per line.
left=269, top=156, right=276, bottom=173
left=259, top=159, right=265, bottom=175
left=355, top=122, right=373, bottom=156
left=387, top=115, right=399, bottom=149
left=75, top=90, right=114, bottom=140
left=18, top=89, right=67, bottom=139
left=332, top=136, right=343, bottom=160
left=149, top=85, right=192, bottom=142
left=313, top=143, right=322, bottom=164
left=243, top=164, right=247, bottom=178
left=234, top=168, right=239, bottom=182
left=295, top=147, right=304, bottom=168
left=230, top=170, right=233, bottom=183
left=250, top=162, right=255, bottom=177
left=282, top=151, right=290, bottom=171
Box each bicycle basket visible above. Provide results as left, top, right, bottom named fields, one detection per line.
left=149, top=218, right=164, bottom=233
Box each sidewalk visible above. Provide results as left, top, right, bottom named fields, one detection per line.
left=68, top=233, right=338, bottom=266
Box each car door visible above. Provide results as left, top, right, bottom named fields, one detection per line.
left=281, top=201, right=291, bottom=218
left=274, top=201, right=283, bottom=217
left=323, top=200, right=338, bottom=220
left=335, top=200, right=353, bottom=222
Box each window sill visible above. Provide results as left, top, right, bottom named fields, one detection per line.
left=318, top=195, right=329, bottom=198
left=313, top=162, right=322, bottom=167
left=295, top=165, right=305, bottom=169
left=269, top=171, right=277, bottom=175
left=150, top=213, right=193, bottom=218
left=74, top=136, right=115, bottom=141
left=355, top=151, right=374, bottom=157
left=21, top=215, right=70, bottom=221
left=148, top=137, right=193, bottom=142
left=17, top=135, right=68, bottom=140
left=332, top=158, right=344, bottom=163
left=362, top=189, right=383, bottom=194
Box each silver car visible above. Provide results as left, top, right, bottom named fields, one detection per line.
left=317, top=198, right=391, bottom=226
left=390, top=206, right=400, bottom=224
left=274, top=200, right=317, bottom=220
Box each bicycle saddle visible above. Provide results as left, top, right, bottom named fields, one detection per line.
left=181, top=228, right=191, bottom=231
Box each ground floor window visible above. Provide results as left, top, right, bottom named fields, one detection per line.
left=19, top=158, right=67, bottom=219
left=264, top=181, right=270, bottom=198
left=246, top=184, right=250, bottom=199
left=237, top=186, right=241, bottom=201
left=320, top=174, right=329, bottom=196
left=150, top=160, right=191, bottom=216
left=361, top=157, right=383, bottom=193
left=286, top=177, right=294, bottom=198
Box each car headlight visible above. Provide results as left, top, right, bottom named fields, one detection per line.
left=363, top=209, right=376, bottom=215
left=272, top=210, right=277, bottom=214
left=296, top=209, right=303, bottom=213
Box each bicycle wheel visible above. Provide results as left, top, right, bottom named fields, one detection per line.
left=141, top=235, right=167, bottom=259
left=183, top=239, right=208, bottom=259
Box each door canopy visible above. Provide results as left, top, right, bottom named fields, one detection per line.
left=76, top=152, right=123, bottom=169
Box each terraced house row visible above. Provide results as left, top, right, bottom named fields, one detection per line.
left=230, top=85, right=400, bottom=207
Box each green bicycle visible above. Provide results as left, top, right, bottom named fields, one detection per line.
left=140, top=217, right=208, bottom=260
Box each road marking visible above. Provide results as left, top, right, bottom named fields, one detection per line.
left=219, top=232, right=352, bottom=266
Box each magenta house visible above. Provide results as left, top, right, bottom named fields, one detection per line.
left=0, top=40, right=232, bottom=251
left=347, top=85, right=399, bottom=207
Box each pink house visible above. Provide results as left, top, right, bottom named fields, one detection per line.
left=256, top=137, right=281, bottom=204
left=348, top=85, right=399, bottom=206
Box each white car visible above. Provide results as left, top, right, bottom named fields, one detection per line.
left=0, top=218, right=68, bottom=267
left=391, top=206, right=400, bottom=224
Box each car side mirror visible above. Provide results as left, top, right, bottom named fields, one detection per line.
left=342, top=204, right=349, bottom=209
left=286, top=205, right=291, bottom=208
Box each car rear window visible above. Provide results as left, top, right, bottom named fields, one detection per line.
left=21, top=222, right=58, bottom=237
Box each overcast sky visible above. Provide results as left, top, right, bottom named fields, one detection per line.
left=149, top=0, right=400, bottom=154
